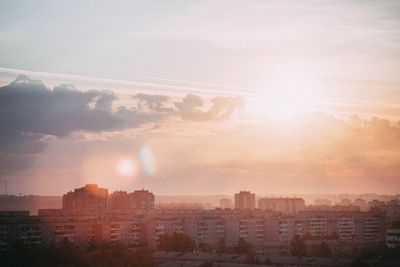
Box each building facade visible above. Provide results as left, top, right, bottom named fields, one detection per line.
left=234, top=191, right=255, bottom=210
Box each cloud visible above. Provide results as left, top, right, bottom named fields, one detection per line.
left=0, top=75, right=245, bottom=175
left=0, top=75, right=162, bottom=137
left=175, top=94, right=245, bottom=121
left=133, top=93, right=173, bottom=113
left=133, top=93, right=246, bottom=121
left=0, top=75, right=160, bottom=173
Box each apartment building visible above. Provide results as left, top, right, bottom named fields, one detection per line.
left=197, top=217, right=225, bottom=245
left=129, top=189, right=155, bottom=212
left=62, top=184, right=108, bottom=215
left=386, top=228, right=400, bottom=248
left=258, top=198, right=306, bottom=214
left=235, top=191, right=255, bottom=210
left=0, top=211, right=42, bottom=253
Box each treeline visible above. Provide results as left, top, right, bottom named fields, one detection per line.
left=2, top=234, right=400, bottom=267
left=157, top=233, right=266, bottom=264
left=290, top=234, right=400, bottom=260
left=0, top=240, right=153, bottom=267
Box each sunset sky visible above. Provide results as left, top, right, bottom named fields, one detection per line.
left=0, top=0, right=400, bottom=195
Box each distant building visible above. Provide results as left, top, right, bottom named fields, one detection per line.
left=156, top=202, right=203, bottom=209
left=62, top=184, right=108, bottom=215
left=353, top=198, right=368, bottom=211
left=258, top=197, right=305, bottom=214
left=220, top=198, right=233, bottom=209
left=109, top=191, right=129, bottom=210
left=234, top=191, right=255, bottom=210
left=314, top=199, right=332, bottom=206
left=129, top=189, right=155, bottom=212
left=339, top=199, right=352, bottom=206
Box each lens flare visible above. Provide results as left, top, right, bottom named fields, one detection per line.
left=117, top=159, right=136, bottom=177
left=139, top=145, right=156, bottom=176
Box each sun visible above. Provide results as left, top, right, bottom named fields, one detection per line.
left=251, top=63, right=321, bottom=121
left=117, top=159, right=136, bottom=177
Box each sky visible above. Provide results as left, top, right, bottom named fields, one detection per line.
left=0, top=0, right=400, bottom=195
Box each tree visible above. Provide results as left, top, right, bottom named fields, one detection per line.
left=312, top=240, right=331, bottom=257
left=236, top=237, right=253, bottom=254
left=264, top=257, right=272, bottom=265
left=158, top=232, right=195, bottom=252
left=290, top=235, right=307, bottom=257
left=0, top=241, right=154, bottom=267
left=216, top=237, right=226, bottom=253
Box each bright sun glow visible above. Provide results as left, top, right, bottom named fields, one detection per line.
left=251, top=63, right=321, bottom=121
left=117, top=159, right=136, bottom=177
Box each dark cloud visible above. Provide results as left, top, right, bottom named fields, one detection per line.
left=0, top=75, right=245, bottom=175
left=175, top=94, right=245, bottom=121
left=0, top=75, right=156, bottom=137
left=0, top=75, right=162, bottom=174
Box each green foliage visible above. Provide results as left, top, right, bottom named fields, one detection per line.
left=290, top=235, right=308, bottom=257
left=157, top=232, right=195, bottom=252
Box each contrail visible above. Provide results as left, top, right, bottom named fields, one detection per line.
left=0, top=67, right=259, bottom=98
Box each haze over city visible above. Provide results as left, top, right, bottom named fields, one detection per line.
left=1, top=0, right=400, bottom=197
left=2, top=2, right=400, bottom=267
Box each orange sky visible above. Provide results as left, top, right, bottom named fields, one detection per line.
left=0, top=1, right=399, bottom=195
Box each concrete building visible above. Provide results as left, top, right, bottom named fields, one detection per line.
left=353, top=198, right=368, bottom=211
left=109, top=190, right=129, bottom=210
left=258, top=198, right=305, bottom=214
left=129, top=189, right=155, bottom=212
left=301, top=211, right=385, bottom=242
left=264, top=217, right=304, bottom=243
left=101, top=218, right=144, bottom=245
left=0, top=185, right=389, bottom=255
left=386, top=229, right=400, bottom=248
left=197, top=217, right=225, bottom=245
left=0, top=211, right=42, bottom=253
left=220, top=198, right=233, bottom=209
left=146, top=218, right=185, bottom=247
left=339, top=199, right=352, bottom=206
left=238, top=217, right=264, bottom=246
left=62, top=184, right=108, bottom=215
left=234, top=191, right=255, bottom=210
left=314, top=199, right=332, bottom=206
left=337, top=215, right=355, bottom=240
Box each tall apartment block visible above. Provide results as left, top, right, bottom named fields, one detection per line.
left=62, top=184, right=108, bottom=215
left=129, top=189, right=155, bottom=212
left=234, top=191, right=256, bottom=210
